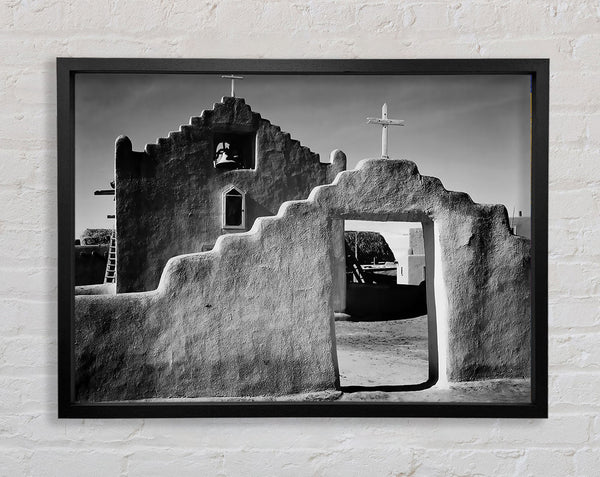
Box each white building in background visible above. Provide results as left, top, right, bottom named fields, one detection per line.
left=396, top=210, right=530, bottom=287
left=397, top=227, right=426, bottom=285
left=511, top=211, right=531, bottom=239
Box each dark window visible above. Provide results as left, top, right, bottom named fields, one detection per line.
left=224, top=188, right=244, bottom=227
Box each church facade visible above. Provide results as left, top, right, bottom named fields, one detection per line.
left=114, top=97, right=346, bottom=293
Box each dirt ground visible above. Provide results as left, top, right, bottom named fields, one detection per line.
left=335, top=315, right=429, bottom=387
left=334, top=315, right=530, bottom=403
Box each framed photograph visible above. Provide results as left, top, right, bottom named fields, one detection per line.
left=58, top=58, right=548, bottom=418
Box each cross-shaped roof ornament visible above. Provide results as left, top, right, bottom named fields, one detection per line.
left=366, top=103, right=405, bottom=159
left=221, top=75, right=244, bottom=98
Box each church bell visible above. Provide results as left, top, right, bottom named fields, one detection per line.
left=214, top=142, right=241, bottom=169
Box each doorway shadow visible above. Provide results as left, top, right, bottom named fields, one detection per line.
left=340, top=376, right=437, bottom=393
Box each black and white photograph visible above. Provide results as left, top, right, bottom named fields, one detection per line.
left=59, top=59, right=547, bottom=417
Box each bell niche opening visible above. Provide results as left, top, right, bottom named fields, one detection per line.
left=213, top=131, right=256, bottom=170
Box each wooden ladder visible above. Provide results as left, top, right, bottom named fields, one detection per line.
left=345, top=241, right=373, bottom=284
left=104, top=229, right=116, bottom=284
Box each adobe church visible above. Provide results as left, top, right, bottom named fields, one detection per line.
left=113, top=96, right=346, bottom=293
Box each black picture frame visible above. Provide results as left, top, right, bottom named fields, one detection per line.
left=57, top=58, right=548, bottom=418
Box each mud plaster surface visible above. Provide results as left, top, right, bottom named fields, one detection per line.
left=130, top=318, right=529, bottom=404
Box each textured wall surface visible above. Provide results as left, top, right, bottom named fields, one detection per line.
left=76, top=198, right=340, bottom=401
left=76, top=159, right=526, bottom=400
left=315, top=159, right=530, bottom=381
left=1, top=1, right=599, bottom=475
left=116, top=97, right=344, bottom=293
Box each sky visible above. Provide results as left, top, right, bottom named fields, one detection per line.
left=75, top=73, right=531, bottom=256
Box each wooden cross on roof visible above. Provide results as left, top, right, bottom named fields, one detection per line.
left=366, top=103, right=405, bottom=159
left=221, top=75, right=244, bottom=97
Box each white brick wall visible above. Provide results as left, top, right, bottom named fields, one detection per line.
left=0, top=0, right=598, bottom=475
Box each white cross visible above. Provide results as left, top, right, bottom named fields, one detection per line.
left=366, top=103, right=405, bottom=159
left=221, top=75, right=244, bottom=97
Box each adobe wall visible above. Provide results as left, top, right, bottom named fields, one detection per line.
left=74, top=245, right=109, bottom=286
left=397, top=228, right=426, bottom=285
left=75, top=158, right=530, bottom=400
left=345, top=282, right=427, bottom=320
left=410, top=228, right=425, bottom=254
left=316, top=159, right=531, bottom=382
left=115, top=97, right=346, bottom=293
left=75, top=206, right=340, bottom=401
left=407, top=255, right=426, bottom=284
